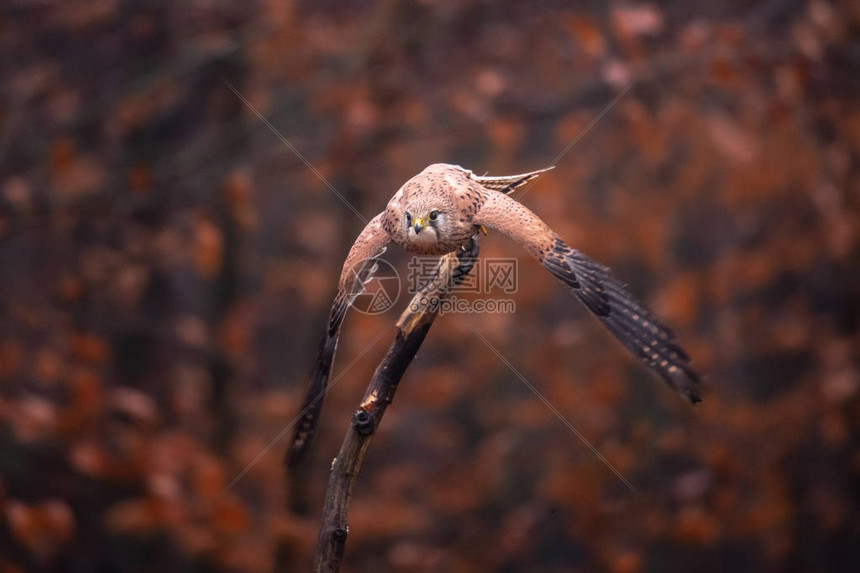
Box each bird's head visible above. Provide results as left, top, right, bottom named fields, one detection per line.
left=387, top=164, right=472, bottom=252
left=403, top=201, right=447, bottom=250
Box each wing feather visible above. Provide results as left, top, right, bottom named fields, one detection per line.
left=287, top=213, right=390, bottom=467
left=474, top=190, right=701, bottom=403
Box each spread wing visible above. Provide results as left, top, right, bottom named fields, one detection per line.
left=473, top=190, right=701, bottom=403
left=287, top=213, right=390, bottom=467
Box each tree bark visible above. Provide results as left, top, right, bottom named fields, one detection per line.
left=312, top=236, right=480, bottom=572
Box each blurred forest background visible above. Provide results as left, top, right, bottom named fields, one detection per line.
left=2, top=1, right=860, bottom=572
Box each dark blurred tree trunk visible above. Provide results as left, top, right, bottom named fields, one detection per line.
left=205, top=45, right=249, bottom=456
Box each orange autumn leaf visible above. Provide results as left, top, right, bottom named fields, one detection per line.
left=192, top=214, right=224, bottom=278
left=71, top=333, right=109, bottom=363
left=5, top=500, right=75, bottom=558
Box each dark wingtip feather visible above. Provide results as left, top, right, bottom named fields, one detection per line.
left=544, top=239, right=702, bottom=403
left=600, top=278, right=702, bottom=403
left=287, top=330, right=340, bottom=468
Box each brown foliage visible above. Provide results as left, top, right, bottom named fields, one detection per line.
left=1, top=1, right=859, bottom=572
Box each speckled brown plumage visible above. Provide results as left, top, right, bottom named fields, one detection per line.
left=290, top=162, right=700, bottom=466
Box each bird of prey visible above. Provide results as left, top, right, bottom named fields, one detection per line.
left=288, top=164, right=700, bottom=466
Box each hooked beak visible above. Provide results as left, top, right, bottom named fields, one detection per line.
left=413, top=217, right=425, bottom=234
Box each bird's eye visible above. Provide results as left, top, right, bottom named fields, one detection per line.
left=429, top=210, right=439, bottom=222
left=405, top=212, right=412, bottom=224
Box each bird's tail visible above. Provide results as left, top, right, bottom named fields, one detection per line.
left=472, top=166, right=555, bottom=194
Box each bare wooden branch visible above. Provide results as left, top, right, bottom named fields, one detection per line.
left=312, top=236, right=480, bottom=572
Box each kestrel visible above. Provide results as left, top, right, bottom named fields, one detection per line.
left=289, top=164, right=700, bottom=465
